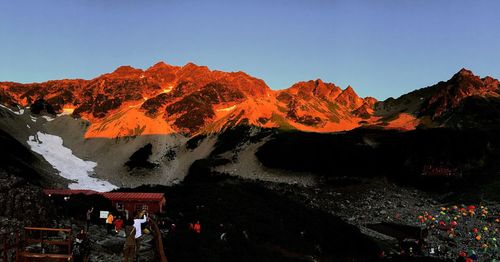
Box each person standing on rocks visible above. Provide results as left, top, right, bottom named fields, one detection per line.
left=115, top=216, right=124, bottom=235
left=106, top=212, right=114, bottom=234
left=86, top=207, right=93, bottom=231
left=73, top=228, right=90, bottom=262
left=133, top=210, right=148, bottom=261
left=123, top=219, right=136, bottom=262
left=189, top=220, right=201, bottom=234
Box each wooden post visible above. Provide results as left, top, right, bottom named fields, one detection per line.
left=15, top=232, right=20, bottom=262
left=149, top=218, right=168, bottom=262
left=68, top=230, right=72, bottom=255
left=3, top=236, right=7, bottom=262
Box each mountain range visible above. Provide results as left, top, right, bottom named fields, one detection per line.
left=3, top=62, right=497, bottom=139
left=1, top=62, right=499, bottom=189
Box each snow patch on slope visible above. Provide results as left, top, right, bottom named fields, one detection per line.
left=42, top=115, right=54, bottom=122
left=27, top=132, right=117, bottom=192
left=216, top=105, right=237, bottom=112
left=0, top=104, right=24, bottom=115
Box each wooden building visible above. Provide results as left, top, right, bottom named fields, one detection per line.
left=101, top=192, right=166, bottom=214
left=43, top=189, right=166, bottom=216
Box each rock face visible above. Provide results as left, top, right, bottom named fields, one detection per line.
left=419, top=68, right=500, bottom=119
left=283, top=79, right=342, bottom=101
left=377, top=68, right=500, bottom=129
left=0, top=62, right=377, bottom=137
left=275, top=80, right=373, bottom=130
left=0, top=128, right=60, bottom=229
left=90, top=232, right=155, bottom=261
left=0, top=177, right=50, bottom=224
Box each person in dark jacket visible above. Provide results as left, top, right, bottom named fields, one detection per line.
left=86, top=207, right=93, bottom=231
left=73, top=228, right=90, bottom=262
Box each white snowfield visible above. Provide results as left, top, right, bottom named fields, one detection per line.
left=27, top=132, right=117, bottom=192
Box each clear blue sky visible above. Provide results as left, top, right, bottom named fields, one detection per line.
left=1, top=0, right=499, bottom=99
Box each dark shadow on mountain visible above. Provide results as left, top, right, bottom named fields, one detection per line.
left=125, top=143, right=158, bottom=170
left=256, top=127, right=500, bottom=193
left=444, top=96, right=500, bottom=129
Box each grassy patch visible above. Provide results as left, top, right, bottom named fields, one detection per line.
left=271, top=113, right=296, bottom=131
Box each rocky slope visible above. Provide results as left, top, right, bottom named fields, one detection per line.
left=0, top=125, right=62, bottom=232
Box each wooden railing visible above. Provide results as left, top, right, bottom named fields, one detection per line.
left=17, top=227, right=72, bottom=262
left=149, top=219, right=168, bottom=262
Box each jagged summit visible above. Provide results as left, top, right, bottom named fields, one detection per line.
left=149, top=61, right=170, bottom=68
left=110, top=65, right=143, bottom=75
left=145, top=61, right=176, bottom=73
left=445, top=68, right=481, bottom=85
left=456, top=68, right=474, bottom=77
left=342, top=85, right=363, bottom=99
left=344, top=85, right=355, bottom=92
left=285, top=79, right=342, bottom=101
left=335, top=85, right=364, bottom=109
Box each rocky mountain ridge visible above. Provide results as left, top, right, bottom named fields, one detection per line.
left=0, top=61, right=378, bottom=137
left=2, top=62, right=498, bottom=139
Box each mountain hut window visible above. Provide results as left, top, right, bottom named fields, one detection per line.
left=135, top=204, right=148, bottom=212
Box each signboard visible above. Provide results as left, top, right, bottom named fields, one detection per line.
left=99, top=211, right=109, bottom=219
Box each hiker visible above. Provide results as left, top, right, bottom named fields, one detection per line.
left=220, top=232, right=227, bottom=241
left=86, top=207, right=94, bottom=231
left=106, top=212, right=114, bottom=234
left=115, top=216, right=124, bottom=234
left=467, top=250, right=478, bottom=261
left=133, top=210, right=148, bottom=260
left=242, top=230, right=249, bottom=240
left=123, top=219, right=136, bottom=262
left=191, top=220, right=201, bottom=234
left=218, top=223, right=226, bottom=241
left=73, top=228, right=90, bottom=262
